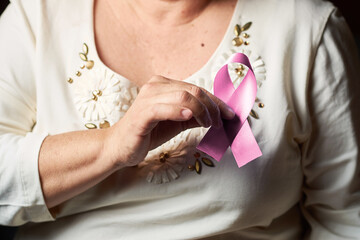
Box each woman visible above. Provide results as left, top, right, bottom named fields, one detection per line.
left=0, top=0, right=359, bottom=239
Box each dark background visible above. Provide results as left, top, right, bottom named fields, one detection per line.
left=0, top=0, right=359, bottom=239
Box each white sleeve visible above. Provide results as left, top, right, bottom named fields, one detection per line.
left=0, top=1, right=54, bottom=226
left=301, top=9, right=360, bottom=239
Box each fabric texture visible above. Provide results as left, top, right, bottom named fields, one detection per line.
left=0, top=0, right=359, bottom=239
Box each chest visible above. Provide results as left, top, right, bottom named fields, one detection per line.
left=93, top=1, right=235, bottom=86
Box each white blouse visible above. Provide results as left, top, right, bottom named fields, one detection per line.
left=0, top=0, right=360, bottom=239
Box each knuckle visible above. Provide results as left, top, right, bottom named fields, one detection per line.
left=149, top=75, right=160, bottom=83
left=190, top=85, right=204, bottom=98
left=215, top=98, right=224, bottom=107
left=177, top=91, right=192, bottom=103
left=149, top=75, right=167, bottom=83
left=211, top=99, right=221, bottom=114
left=216, top=104, right=221, bottom=117
left=214, top=96, right=225, bottom=107
left=148, top=105, right=159, bottom=118
left=196, top=102, right=207, bottom=117
left=141, top=82, right=155, bottom=93
left=200, top=87, right=210, bottom=95
left=218, top=100, right=228, bottom=112
left=208, top=106, right=220, bottom=120
left=198, top=104, right=209, bottom=116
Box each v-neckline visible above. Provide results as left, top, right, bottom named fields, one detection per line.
left=87, top=0, right=243, bottom=85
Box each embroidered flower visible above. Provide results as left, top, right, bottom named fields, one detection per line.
left=72, top=67, right=138, bottom=125
left=188, top=151, right=216, bottom=174
left=212, top=48, right=266, bottom=90
left=138, top=128, right=207, bottom=184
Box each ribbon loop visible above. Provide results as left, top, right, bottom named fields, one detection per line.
left=197, top=53, right=262, bottom=167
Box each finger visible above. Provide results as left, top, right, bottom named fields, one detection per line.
left=148, top=117, right=200, bottom=150
left=139, top=103, right=195, bottom=135
left=167, top=81, right=236, bottom=120
left=144, top=91, right=212, bottom=128
left=185, top=85, right=222, bottom=128
left=200, top=88, right=235, bottom=120
left=141, top=80, right=222, bottom=127
left=138, top=75, right=172, bottom=97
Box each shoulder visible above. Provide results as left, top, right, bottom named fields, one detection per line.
left=9, top=0, right=84, bottom=11
left=242, top=0, right=337, bottom=51
left=277, top=0, right=335, bottom=34
left=257, top=0, right=335, bottom=17
left=243, top=0, right=336, bottom=32
left=292, top=0, right=335, bottom=30
left=292, top=0, right=336, bottom=46
left=7, top=0, right=88, bottom=31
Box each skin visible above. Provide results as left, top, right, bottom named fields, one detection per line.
left=39, top=0, right=237, bottom=209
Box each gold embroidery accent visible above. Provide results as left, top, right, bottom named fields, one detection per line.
left=79, top=53, right=88, bottom=61
left=250, top=109, right=259, bottom=119
left=242, top=33, right=250, bottom=38
left=189, top=152, right=216, bottom=175
left=85, top=60, right=94, bottom=70
left=234, top=24, right=241, bottom=36
left=99, top=120, right=110, bottom=129
left=201, top=157, right=214, bottom=167
left=79, top=43, right=95, bottom=69
left=159, top=152, right=170, bottom=163
left=232, top=22, right=252, bottom=47
left=235, top=64, right=245, bottom=77
left=85, top=123, right=97, bottom=129
left=232, top=37, right=244, bottom=47
left=195, top=159, right=202, bottom=174
left=92, top=90, right=102, bottom=101
left=82, top=43, right=89, bottom=55
left=241, top=22, right=252, bottom=31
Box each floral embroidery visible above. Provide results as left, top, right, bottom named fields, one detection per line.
left=72, top=67, right=138, bottom=126
left=212, top=20, right=267, bottom=121
left=78, top=43, right=95, bottom=70
left=68, top=43, right=138, bottom=129
left=137, top=21, right=267, bottom=184
left=67, top=19, right=266, bottom=184
left=188, top=151, right=215, bottom=174
left=213, top=48, right=266, bottom=90
left=137, top=128, right=208, bottom=184
left=232, top=22, right=252, bottom=47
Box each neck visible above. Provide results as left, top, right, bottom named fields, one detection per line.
left=120, top=0, right=212, bottom=26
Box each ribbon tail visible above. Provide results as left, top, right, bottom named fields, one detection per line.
left=231, top=121, right=262, bottom=167
left=197, top=127, right=230, bottom=162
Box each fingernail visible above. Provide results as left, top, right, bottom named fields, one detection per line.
left=181, top=109, right=192, bottom=119
left=225, top=106, right=235, bottom=119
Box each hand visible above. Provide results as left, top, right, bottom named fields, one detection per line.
left=103, top=75, right=235, bottom=168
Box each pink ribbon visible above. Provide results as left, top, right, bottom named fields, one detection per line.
left=197, top=53, right=262, bottom=167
